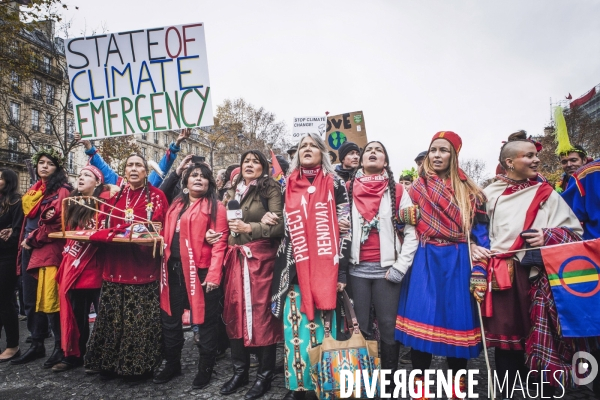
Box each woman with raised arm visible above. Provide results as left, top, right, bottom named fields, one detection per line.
left=154, top=162, right=228, bottom=389
left=271, top=133, right=351, bottom=400
left=346, top=141, right=418, bottom=384
left=0, top=169, right=23, bottom=363
left=51, top=166, right=115, bottom=373
left=477, top=132, right=583, bottom=397
left=85, top=153, right=168, bottom=382
left=12, top=149, right=72, bottom=368
left=395, top=131, right=489, bottom=399
left=219, top=150, right=284, bottom=400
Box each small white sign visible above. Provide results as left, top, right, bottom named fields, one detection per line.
left=292, top=116, right=327, bottom=143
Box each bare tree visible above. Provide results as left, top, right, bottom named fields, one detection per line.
left=460, top=158, right=489, bottom=186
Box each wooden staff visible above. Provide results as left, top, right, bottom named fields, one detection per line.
left=467, top=236, right=495, bottom=400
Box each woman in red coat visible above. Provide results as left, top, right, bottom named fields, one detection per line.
left=12, top=149, right=72, bottom=368
left=84, top=154, right=168, bottom=381
left=155, top=162, right=229, bottom=388
left=52, top=165, right=115, bottom=372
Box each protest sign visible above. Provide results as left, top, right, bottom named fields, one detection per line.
left=292, top=116, right=327, bottom=143
left=325, top=111, right=368, bottom=163
left=65, top=23, right=214, bottom=139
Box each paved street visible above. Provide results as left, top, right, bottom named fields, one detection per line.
left=0, top=319, right=597, bottom=399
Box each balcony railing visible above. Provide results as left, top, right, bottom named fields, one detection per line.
left=34, top=60, right=63, bottom=80
left=0, top=148, right=31, bottom=165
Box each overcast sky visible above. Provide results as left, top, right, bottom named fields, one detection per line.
left=64, top=0, right=600, bottom=177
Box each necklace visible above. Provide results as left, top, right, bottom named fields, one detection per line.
left=124, top=186, right=144, bottom=223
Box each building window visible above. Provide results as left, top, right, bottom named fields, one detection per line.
left=31, top=109, right=40, bottom=131
left=187, top=143, right=192, bottom=153
left=46, top=84, right=55, bottom=105
left=68, top=152, right=74, bottom=173
left=164, top=133, right=169, bottom=146
left=32, top=79, right=42, bottom=100
left=67, top=119, right=75, bottom=137
left=10, top=71, right=20, bottom=91
left=43, top=56, right=51, bottom=73
left=45, top=114, right=52, bottom=134
left=154, top=132, right=159, bottom=144
left=195, top=146, right=199, bottom=155
left=141, top=147, right=146, bottom=158
left=141, top=132, right=147, bottom=141
left=9, top=102, right=20, bottom=125
left=154, top=151, right=159, bottom=163
left=8, top=137, right=18, bottom=162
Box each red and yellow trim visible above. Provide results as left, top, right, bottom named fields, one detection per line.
left=396, top=316, right=481, bottom=347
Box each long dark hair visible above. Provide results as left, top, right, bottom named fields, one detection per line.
left=348, top=141, right=398, bottom=225
left=65, top=184, right=107, bottom=229
left=174, top=163, right=219, bottom=223
left=105, top=153, right=151, bottom=227
left=36, top=156, right=71, bottom=194
left=0, top=168, right=21, bottom=216
left=233, top=150, right=276, bottom=199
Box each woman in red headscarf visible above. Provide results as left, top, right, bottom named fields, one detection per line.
left=53, top=165, right=116, bottom=372
left=395, top=132, right=490, bottom=399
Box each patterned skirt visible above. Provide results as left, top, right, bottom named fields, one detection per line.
left=395, top=243, right=482, bottom=359
left=283, top=285, right=336, bottom=391
left=85, top=281, right=162, bottom=376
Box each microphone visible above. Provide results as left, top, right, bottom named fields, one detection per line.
left=227, top=200, right=243, bottom=237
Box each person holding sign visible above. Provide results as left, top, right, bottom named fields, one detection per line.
left=12, top=149, right=72, bottom=368
left=270, top=133, right=351, bottom=400
left=157, top=162, right=228, bottom=388
left=85, top=154, right=168, bottom=382
left=394, top=132, right=489, bottom=398
left=220, top=150, right=284, bottom=400
left=478, top=131, right=584, bottom=397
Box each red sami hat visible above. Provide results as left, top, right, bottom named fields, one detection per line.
left=430, top=131, right=467, bottom=181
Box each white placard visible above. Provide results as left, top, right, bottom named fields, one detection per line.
left=65, top=22, right=214, bottom=139
left=292, top=116, right=327, bottom=143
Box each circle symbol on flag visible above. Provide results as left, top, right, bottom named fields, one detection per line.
left=558, top=255, right=600, bottom=298
left=328, top=131, right=347, bottom=150
left=307, top=186, right=316, bottom=194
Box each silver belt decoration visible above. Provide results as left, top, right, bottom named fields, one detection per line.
left=241, top=245, right=253, bottom=341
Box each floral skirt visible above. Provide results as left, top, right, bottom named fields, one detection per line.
left=85, top=281, right=162, bottom=376
left=283, top=285, right=336, bottom=391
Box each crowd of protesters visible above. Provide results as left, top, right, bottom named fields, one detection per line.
left=0, top=127, right=599, bottom=400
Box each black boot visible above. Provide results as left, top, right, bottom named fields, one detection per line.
left=380, top=341, right=400, bottom=398
left=193, top=350, right=216, bottom=390
left=11, top=341, right=46, bottom=365
left=282, top=390, right=305, bottom=400
left=43, top=342, right=64, bottom=368
left=244, top=344, right=276, bottom=400
left=153, top=346, right=182, bottom=384
left=220, top=339, right=250, bottom=395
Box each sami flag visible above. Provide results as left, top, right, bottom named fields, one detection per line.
left=270, top=150, right=286, bottom=188
left=542, top=238, right=600, bottom=337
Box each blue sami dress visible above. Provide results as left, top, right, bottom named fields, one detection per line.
left=395, top=210, right=489, bottom=359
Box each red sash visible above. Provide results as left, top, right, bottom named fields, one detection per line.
left=161, top=199, right=211, bottom=324
left=285, top=169, right=339, bottom=320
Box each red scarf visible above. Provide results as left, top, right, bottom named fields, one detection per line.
left=22, top=181, right=46, bottom=218
left=410, top=175, right=467, bottom=242
left=161, top=199, right=211, bottom=324
left=285, top=168, right=339, bottom=320
left=352, top=172, right=389, bottom=222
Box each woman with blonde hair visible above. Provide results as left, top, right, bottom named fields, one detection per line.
left=395, top=131, right=490, bottom=399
